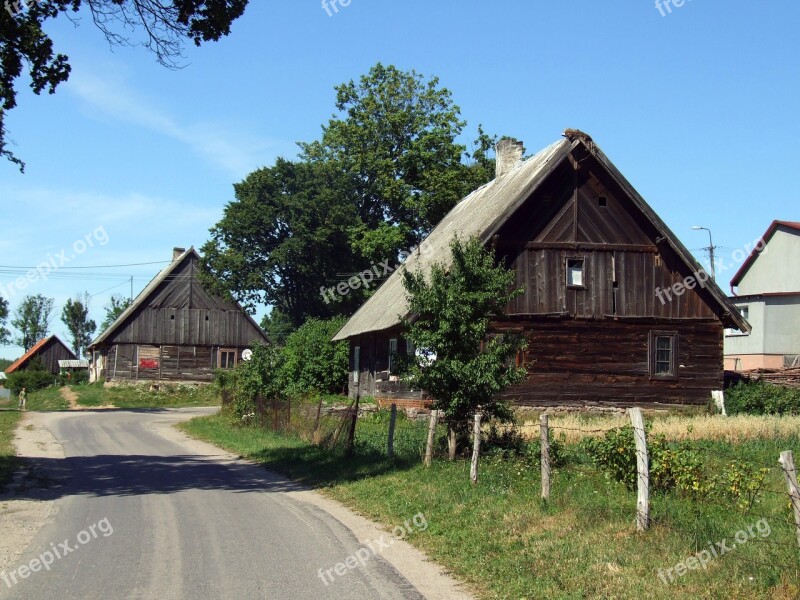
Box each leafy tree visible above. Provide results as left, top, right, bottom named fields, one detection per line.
left=200, top=158, right=363, bottom=326
left=11, top=294, right=54, bottom=350
left=401, top=237, right=527, bottom=458
left=279, top=317, right=348, bottom=396
left=100, top=294, right=132, bottom=331
left=61, top=293, right=96, bottom=357
left=301, top=63, right=497, bottom=264
left=0, top=358, right=12, bottom=371
left=0, top=295, right=10, bottom=345
left=260, top=308, right=295, bottom=346
left=1, top=0, right=249, bottom=170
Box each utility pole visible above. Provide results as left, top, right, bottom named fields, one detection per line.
left=691, top=226, right=717, bottom=280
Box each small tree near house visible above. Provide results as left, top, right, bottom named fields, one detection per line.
left=401, top=236, right=527, bottom=459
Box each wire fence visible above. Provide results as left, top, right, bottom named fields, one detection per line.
left=246, top=396, right=800, bottom=577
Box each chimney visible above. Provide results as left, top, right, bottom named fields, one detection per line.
left=495, top=138, right=525, bottom=179
left=172, top=247, right=186, bottom=261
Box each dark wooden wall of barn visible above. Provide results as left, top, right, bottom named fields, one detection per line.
left=347, top=331, right=425, bottom=401
left=29, top=341, right=76, bottom=375
left=494, top=318, right=723, bottom=406
left=104, top=255, right=265, bottom=347
left=105, top=343, right=243, bottom=381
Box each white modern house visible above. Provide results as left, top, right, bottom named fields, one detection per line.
left=725, top=220, right=800, bottom=370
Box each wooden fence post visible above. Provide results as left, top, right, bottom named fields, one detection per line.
left=628, top=407, right=650, bottom=531
left=779, top=450, right=800, bottom=551
left=387, top=403, right=397, bottom=459
left=470, top=412, right=483, bottom=485
left=424, top=410, right=439, bottom=467
left=540, top=413, right=550, bottom=500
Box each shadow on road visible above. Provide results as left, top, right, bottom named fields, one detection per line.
left=5, top=453, right=305, bottom=500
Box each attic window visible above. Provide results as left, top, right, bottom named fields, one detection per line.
left=170, top=315, right=175, bottom=321
left=598, top=196, right=607, bottom=207
left=205, top=316, right=209, bottom=321
left=655, top=255, right=662, bottom=267
left=566, top=258, right=584, bottom=288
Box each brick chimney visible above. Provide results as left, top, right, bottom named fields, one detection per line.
left=495, top=138, right=525, bottom=179
left=172, top=247, right=186, bottom=261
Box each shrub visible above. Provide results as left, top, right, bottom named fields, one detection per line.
left=582, top=424, right=707, bottom=495
left=5, top=359, right=55, bottom=394
left=230, top=344, right=285, bottom=419
left=725, top=380, right=800, bottom=415
left=280, top=317, right=348, bottom=396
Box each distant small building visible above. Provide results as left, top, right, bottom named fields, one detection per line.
left=5, top=336, right=77, bottom=376
left=58, top=359, right=90, bottom=379
left=88, top=247, right=268, bottom=383
left=725, top=220, right=800, bottom=370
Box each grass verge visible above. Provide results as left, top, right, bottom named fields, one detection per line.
left=0, top=410, right=21, bottom=489
left=181, top=412, right=800, bottom=600
left=77, top=383, right=221, bottom=409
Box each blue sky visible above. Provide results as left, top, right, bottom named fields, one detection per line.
left=1, top=0, right=798, bottom=359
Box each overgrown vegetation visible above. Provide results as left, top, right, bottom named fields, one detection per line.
left=4, top=358, right=57, bottom=395
left=726, top=380, right=800, bottom=416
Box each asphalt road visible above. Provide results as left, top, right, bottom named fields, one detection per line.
left=0, top=409, right=426, bottom=600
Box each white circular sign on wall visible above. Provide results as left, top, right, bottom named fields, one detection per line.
left=242, top=349, right=253, bottom=362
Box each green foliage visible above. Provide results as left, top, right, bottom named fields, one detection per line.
left=230, top=344, right=285, bottom=418
left=719, top=460, right=771, bottom=512
left=0, top=0, right=250, bottom=170
left=5, top=358, right=55, bottom=394
left=58, top=370, right=89, bottom=386
left=61, top=293, right=96, bottom=357
left=0, top=295, right=10, bottom=345
left=100, top=295, right=132, bottom=331
left=301, top=63, right=497, bottom=260
left=280, top=317, right=348, bottom=396
left=401, top=236, right=526, bottom=431
left=11, top=294, right=54, bottom=350
left=200, top=159, right=363, bottom=324
left=260, top=308, right=296, bottom=345
left=725, top=380, right=800, bottom=415
left=583, top=424, right=769, bottom=509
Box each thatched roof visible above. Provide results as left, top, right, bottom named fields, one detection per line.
left=333, top=134, right=750, bottom=341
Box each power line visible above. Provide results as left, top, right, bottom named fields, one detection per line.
left=0, top=260, right=170, bottom=270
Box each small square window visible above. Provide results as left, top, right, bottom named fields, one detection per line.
left=598, top=196, right=607, bottom=207
left=218, top=349, right=237, bottom=370
left=566, top=258, right=584, bottom=288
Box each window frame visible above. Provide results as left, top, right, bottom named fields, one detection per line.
left=388, top=338, right=398, bottom=374
left=565, top=257, right=586, bottom=289
left=218, top=348, right=237, bottom=370
left=353, top=346, right=360, bottom=384
left=648, top=330, right=678, bottom=381
left=725, top=304, right=750, bottom=337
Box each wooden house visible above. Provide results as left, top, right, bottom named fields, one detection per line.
left=5, top=335, right=77, bottom=376
left=333, top=133, right=750, bottom=408
left=725, top=220, right=800, bottom=370
left=88, top=247, right=268, bottom=383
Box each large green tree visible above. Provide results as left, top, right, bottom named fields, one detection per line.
left=202, top=64, right=498, bottom=325
left=279, top=317, right=348, bottom=396
left=11, top=294, right=54, bottom=350
left=301, top=63, right=497, bottom=264
left=1, top=0, right=249, bottom=170
left=61, top=292, right=96, bottom=357
left=0, top=295, right=10, bottom=345
left=201, top=158, right=363, bottom=326
left=99, top=294, right=132, bottom=331
left=401, top=237, right=527, bottom=457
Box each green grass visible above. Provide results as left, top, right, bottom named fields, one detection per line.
left=76, top=382, right=221, bottom=409
left=0, top=410, right=21, bottom=489
left=26, top=386, right=69, bottom=411
left=181, top=412, right=800, bottom=600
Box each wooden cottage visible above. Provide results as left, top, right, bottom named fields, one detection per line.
left=333, top=132, right=751, bottom=408
left=89, top=247, right=268, bottom=383
left=5, top=335, right=77, bottom=376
